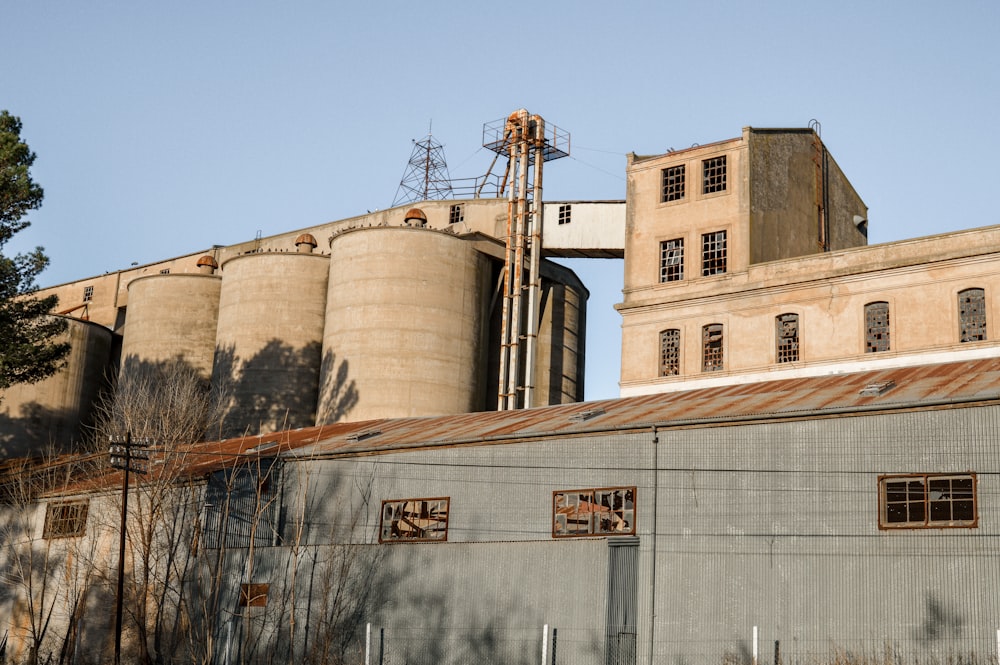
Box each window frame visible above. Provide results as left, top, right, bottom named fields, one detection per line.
left=82, top=285, right=94, bottom=303
left=557, top=204, right=572, bottom=225
left=552, top=486, right=636, bottom=539
left=659, top=328, right=681, bottom=377
left=449, top=203, right=464, bottom=225
left=659, top=238, right=684, bottom=283
left=878, top=473, right=978, bottom=530
left=864, top=301, right=891, bottom=353
left=701, top=230, right=727, bottom=276
left=379, top=497, right=450, bottom=543
left=702, top=323, right=724, bottom=372
left=702, top=155, right=727, bottom=194
left=43, top=500, right=89, bottom=539
left=958, top=288, right=987, bottom=343
left=775, top=313, right=800, bottom=363
left=661, top=164, right=686, bottom=202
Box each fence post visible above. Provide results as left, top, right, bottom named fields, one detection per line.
left=365, top=623, right=371, bottom=665
left=541, top=624, right=549, bottom=665
left=752, top=626, right=758, bottom=665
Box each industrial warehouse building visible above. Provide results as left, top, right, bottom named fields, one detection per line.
left=3, top=122, right=1000, bottom=664
left=2, top=358, right=998, bottom=664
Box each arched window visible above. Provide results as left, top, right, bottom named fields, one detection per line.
left=958, top=288, right=987, bottom=342
left=864, top=302, right=890, bottom=353
left=702, top=324, right=724, bottom=372
left=659, top=329, right=680, bottom=376
left=775, top=313, right=799, bottom=363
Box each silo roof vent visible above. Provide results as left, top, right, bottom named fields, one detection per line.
left=294, top=233, right=318, bottom=253
left=196, top=255, right=219, bottom=274
left=404, top=208, right=428, bottom=227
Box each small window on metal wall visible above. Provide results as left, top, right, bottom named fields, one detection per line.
left=379, top=498, right=449, bottom=542
left=659, top=329, right=680, bottom=376
left=558, top=204, right=572, bottom=225
left=879, top=473, right=977, bottom=529
left=702, top=323, right=724, bottom=372
left=553, top=487, right=635, bottom=538
left=775, top=313, right=799, bottom=363
left=959, top=288, right=986, bottom=342
left=659, top=238, right=684, bottom=283
left=865, top=301, right=890, bottom=353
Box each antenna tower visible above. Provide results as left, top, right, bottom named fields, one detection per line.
left=483, top=109, right=570, bottom=410
left=392, top=129, right=454, bottom=206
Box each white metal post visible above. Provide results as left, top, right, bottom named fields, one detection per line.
left=541, top=623, right=549, bottom=665
left=365, top=622, right=371, bottom=665
left=752, top=626, right=758, bottom=665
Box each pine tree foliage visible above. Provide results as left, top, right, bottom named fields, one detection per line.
left=0, top=111, right=68, bottom=391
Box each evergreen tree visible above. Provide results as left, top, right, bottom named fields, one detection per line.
left=0, top=111, right=68, bottom=392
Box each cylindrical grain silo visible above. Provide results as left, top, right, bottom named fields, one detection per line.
left=531, top=272, right=588, bottom=407
left=317, top=226, right=492, bottom=423
left=121, top=273, right=222, bottom=379
left=212, top=251, right=329, bottom=436
left=0, top=316, right=114, bottom=456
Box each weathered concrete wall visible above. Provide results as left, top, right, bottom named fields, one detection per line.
left=121, top=273, right=221, bottom=378
left=0, top=317, right=113, bottom=456
left=318, top=226, right=492, bottom=422
left=213, top=251, right=329, bottom=436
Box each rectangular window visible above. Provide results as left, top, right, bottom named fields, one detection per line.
left=661, top=164, right=685, bottom=202
left=959, top=288, right=987, bottom=342
left=82, top=285, right=94, bottom=302
left=659, top=329, right=680, bottom=376
left=553, top=487, right=635, bottom=538
left=865, top=301, right=890, bottom=353
left=159, top=268, right=170, bottom=275
left=239, top=583, right=269, bottom=607
left=701, top=231, right=727, bottom=276
left=43, top=501, right=89, bottom=539
left=776, top=313, right=800, bottom=363
left=702, top=155, right=727, bottom=194
left=702, top=323, right=724, bottom=372
left=879, top=473, right=977, bottom=529
left=558, top=204, right=572, bottom=225
left=659, top=238, right=684, bottom=282
left=449, top=204, right=464, bottom=224
left=379, top=497, right=449, bottom=542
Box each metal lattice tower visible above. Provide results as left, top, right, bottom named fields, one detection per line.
left=392, top=133, right=454, bottom=206
left=484, top=109, right=570, bottom=410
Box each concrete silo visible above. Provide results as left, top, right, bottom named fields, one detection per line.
left=317, top=224, right=492, bottom=422
left=212, top=239, right=329, bottom=436
left=530, top=270, right=588, bottom=407
left=121, top=269, right=222, bottom=378
left=0, top=317, right=114, bottom=456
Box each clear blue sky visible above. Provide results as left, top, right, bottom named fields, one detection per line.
left=4, top=1, right=999, bottom=400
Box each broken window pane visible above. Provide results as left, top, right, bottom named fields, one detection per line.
left=958, top=288, right=986, bottom=342
left=865, top=302, right=890, bottom=353
left=661, top=164, right=685, bottom=202
left=553, top=487, right=637, bottom=538
left=775, top=313, right=800, bottom=363
left=379, top=497, right=450, bottom=542
left=879, top=474, right=977, bottom=529
left=660, top=329, right=680, bottom=376
left=659, top=238, right=684, bottom=282
left=701, top=231, right=727, bottom=276
left=702, top=155, right=727, bottom=194
left=702, top=323, right=724, bottom=372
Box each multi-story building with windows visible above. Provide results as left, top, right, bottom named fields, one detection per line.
left=620, top=127, right=1000, bottom=396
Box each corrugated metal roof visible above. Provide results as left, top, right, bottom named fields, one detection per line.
left=37, top=357, right=1000, bottom=495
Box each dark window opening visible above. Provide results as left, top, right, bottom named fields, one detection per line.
left=701, top=231, right=727, bottom=276
left=659, top=238, right=684, bottom=282
left=959, top=288, right=987, bottom=342
left=879, top=473, right=977, bottom=529
left=558, top=204, right=572, bottom=225
left=702, top=323, right=724, bottom=372
left=865, top=301, right=890, bottom=353
left=776, top=313, right=800, bottom=363
left=380, top=498, right=449, bottom=542
left=82, top=285, right=94, bottom=302
left=661, top=165, right=685, bottom=202
left=659, top=329, right=680, bottom=376
left=702, top=155, right=727, bottom=194
left=449, top=204, right=464, bottom=224
left=553, top=487, right=636, bottom=538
